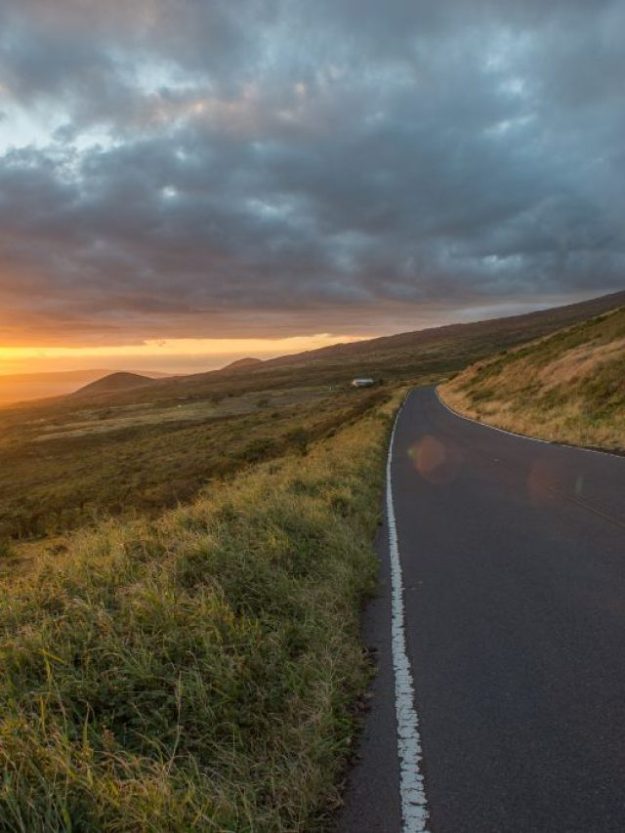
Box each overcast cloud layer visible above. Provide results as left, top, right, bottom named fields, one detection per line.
left=0, top=0, right=624, bottom=344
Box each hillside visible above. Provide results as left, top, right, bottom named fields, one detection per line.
left=264, top=291, right=625, bottom=369
left=439, top=305, right=625, bottom=453
left=221, top=356, right=263, bottom=371
left=23, top=290, right=625, bottom=414
left=0, top=369, right=172, bottom=407
left=0, top=290, right=623, bottom=542
left=0, top=369, right=112, bottom=406
left=0, top=289, right=621, bottom=543
left=73, top=371, right=157, bottom=397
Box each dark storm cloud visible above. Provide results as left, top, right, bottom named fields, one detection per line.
left=0, top=0, right=623, bottom=342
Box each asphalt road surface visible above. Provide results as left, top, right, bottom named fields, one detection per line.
left=338, top=386, right=625, bottom=833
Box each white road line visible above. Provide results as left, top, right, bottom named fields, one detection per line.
left=387, top=398, right=431, bottom=833
left=435, top=387, right=625, bottom=462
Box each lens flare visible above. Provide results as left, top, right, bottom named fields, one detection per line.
left=408, top=434, right=462, bottom=484
left=526, top=459, right=566, bottom=507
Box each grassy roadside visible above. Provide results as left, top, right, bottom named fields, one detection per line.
left=439, top=307, right=625, bottom=453
left=0, top=386, right=387, bottom=542
left=0, top=390, right=403, bottom=833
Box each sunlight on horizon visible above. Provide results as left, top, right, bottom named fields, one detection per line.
left=0, top=333, right=365, bottom=375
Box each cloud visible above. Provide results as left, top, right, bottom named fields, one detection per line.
left=0, top=0, right=623, bottom=344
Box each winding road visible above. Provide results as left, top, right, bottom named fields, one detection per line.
left=339, top=386, right=625, bottom=833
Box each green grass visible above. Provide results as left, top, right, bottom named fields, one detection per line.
left=0, top=386, right=387, bottom=540
left=0, top=392, right=400, bottom=832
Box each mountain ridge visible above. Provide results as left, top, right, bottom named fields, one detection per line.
left=73, top=371, right=157, bottom=397
left=58, top=289, right=625, bottom=408
left=4, top=289, right=624, bottom=411
left=220, top=357, right=263, bottom=372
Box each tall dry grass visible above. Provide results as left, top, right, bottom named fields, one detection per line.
left=440, top=308, right=625, bottom=452
left=0, top=394, right=402, bottom=832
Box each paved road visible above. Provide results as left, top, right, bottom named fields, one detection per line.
left=338, top=386, right=625, bottom=833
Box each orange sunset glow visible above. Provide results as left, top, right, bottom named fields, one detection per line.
left=0, top=334, right=363, bottom=376
left=0, top=0, right=619, bottom=399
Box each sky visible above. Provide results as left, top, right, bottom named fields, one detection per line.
left=0, top=0, right=623, bottom=374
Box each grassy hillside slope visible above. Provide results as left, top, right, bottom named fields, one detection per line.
left=440, top=306, right=625, bottom=453
left=2, top=291, right=623, bottom=550
left=0, top=386, right=385, bottom=544
left=0, top=370, right=170, bottom=407
left=0, top=393, right=400, bottom=833
left=72, top=372, right=157, bottom=397
left=12, top=291, right=623, bottom=414
left=0, top=370, right=112, bottom=406
left=265, top=290, right=625, bottom=372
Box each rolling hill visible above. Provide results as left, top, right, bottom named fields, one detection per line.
left=23, top=289, right=625, bottom=413
left=221, top=357, right=263, bottom=371
left=72, top=371, right=157, bottom=397
left=439, top=304, right=625, bottom=453
left=0, top=369, right=171, bottom=407
left=264, top=291, right=625, bottom=369
left=0, top=288, right=621, bottom=543
left=0, top=369, right=113, bottom=406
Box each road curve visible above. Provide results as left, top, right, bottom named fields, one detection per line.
left=338, top=385, right=625, bottom=833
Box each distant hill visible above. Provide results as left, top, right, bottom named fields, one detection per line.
left=440, top=303, right=625, bottom=453
left=130, top=370, right=171, bottom=379
left=0, top=368, right=171, bottom=407
left=168, top=289, right=625, bottom=392
left=221, top=357, right=263, bottom=372
left=263, top=291, right=625, bottom=370
left=0, top=369, right=113, bottom=407
left=14, top=289, right=625, bottom=413
left=73, top=372, right=157, bottom=397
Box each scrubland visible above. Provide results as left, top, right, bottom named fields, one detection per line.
left=0, top=385, right=385, bottom=545
left=440, top=307, right=625, bottom=453
left=0, top=390, right=401, bottom=832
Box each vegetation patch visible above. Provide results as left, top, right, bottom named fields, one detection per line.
left=0, top=387, right=386, bottom=541
left=440, top=306, right=625, bottom=453
left=0, top=393, right=400, bottom=832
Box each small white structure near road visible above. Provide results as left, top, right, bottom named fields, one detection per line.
left=351, top=378, right=375, bottom=388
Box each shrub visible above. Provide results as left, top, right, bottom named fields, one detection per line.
left=0, top=539, right=14, bottom=559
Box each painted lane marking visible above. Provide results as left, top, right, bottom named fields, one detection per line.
left=387, top=399, right=431, bottom=833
